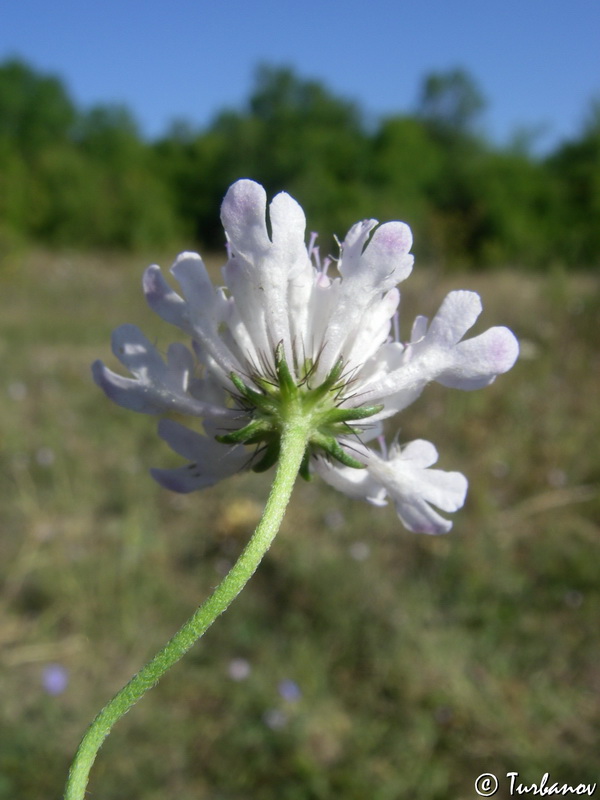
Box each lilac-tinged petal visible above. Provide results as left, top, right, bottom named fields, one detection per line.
left=111, top=324, right=165, bottom=377
left=151, top=419, right=249, bottom=493
left=221, top=180, right=271, bottom=259
left=338, top=220, right=413, bottom=291
left=92, top=325, right=232, bottom=418
left=359, top=221, right=414, bottom=288
left=391, top=495, right=457, bottom=535
left=143, top=264, right=189, bottom=332
left=436, top=326, right=520, bottom=390
left=92, top=361, right=159, bottom=414
left=156, top=419, right=219, bottom=461
left=150, top=465, right=215, bottom=493
left=166, top=341, right=195, bottom=380
left=359, top=290, right=518, bottom=414
left=170, top=253, right=217, bottom=325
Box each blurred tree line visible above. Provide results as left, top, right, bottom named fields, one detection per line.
left=1, top=58, right=599, bottom=268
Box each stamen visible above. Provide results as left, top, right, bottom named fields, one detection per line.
left=392, top=310, right=400, bottom=343
left=308, top=232, right=319, bottom=265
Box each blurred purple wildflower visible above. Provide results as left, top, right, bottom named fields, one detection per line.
left=42, top=663, right=69, bottom=695
left=278, top=678, right=302, bottom=703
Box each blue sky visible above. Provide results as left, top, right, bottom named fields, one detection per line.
left=1, top=0, right=599, bottom=152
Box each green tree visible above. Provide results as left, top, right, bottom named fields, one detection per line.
left=63, top=104, right=183, bottom=249
left=472, top=150, right=561, bottom=267
left=157, top=66, right=372, bottom=247
left=548, top=100, right=600, bottom=265
left=416, top=67, right=486, bottom=139
left=0, top=59, right=75, bottom=153
left=246, top=65, right=372, bottom=240
left=410, top=69, right=489, bottom=266
left=369, top=116, right=443, bottom=259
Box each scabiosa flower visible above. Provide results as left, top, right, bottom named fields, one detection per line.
left=92, top=179, right=518, bottom=535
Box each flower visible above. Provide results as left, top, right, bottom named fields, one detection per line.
left=278, top=678, right=302, bottom=702
left=227, top=657, right=252, bottom=681
left=42, top=663, right=69, bottom=696
left=93, top=179, right=518, bottom=534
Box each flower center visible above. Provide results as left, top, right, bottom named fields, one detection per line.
left=216, top=343, right=382, bottom=478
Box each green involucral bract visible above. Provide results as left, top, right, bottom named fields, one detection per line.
left=216, top=343, right=383, bottom=476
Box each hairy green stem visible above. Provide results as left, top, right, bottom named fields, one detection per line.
left=64, top=416, right=311, bottom=800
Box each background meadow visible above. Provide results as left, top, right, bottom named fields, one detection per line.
left=1, top=250, right=599, bottom=799
left=1, top=57, right=600, bottom=800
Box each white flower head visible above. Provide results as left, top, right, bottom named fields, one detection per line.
left=93, top=179, right=518, bottom=535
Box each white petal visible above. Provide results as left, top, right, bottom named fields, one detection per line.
left=366, top=440, right=468, bottom=534
left=219, top=301, right=263, bottom=374
left=221, top=180, right=313, bottom=371
left=144, top=257, right=240, bottom=377
left=270, top=190, right=308, bottom=257
left=337, top=219, right=379, bottom=278
left=313, top=458, right=387, bottom=506
left=301, top=275, right=341, bottom=368
left=317, top=218, right=414, bottom=378
left=426, top=291, right=482, bottom=346
left=316, top=439, right=467, bottom=535
left=222, top=258, right=271, bottom=361
left=344, top=288, right=400, bottom=374
left=387, top=440, right=467, bottom=512
left=410, top=315, right=429, bottom=343
left=171, top=252, right=240, bottom=374
left=392, top=438, right=438, bottom=468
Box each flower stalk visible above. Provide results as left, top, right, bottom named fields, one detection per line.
left=63, top=412, right=313, bottom=800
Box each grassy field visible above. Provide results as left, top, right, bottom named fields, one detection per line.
left=1, top=249, right=599, bottom=799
